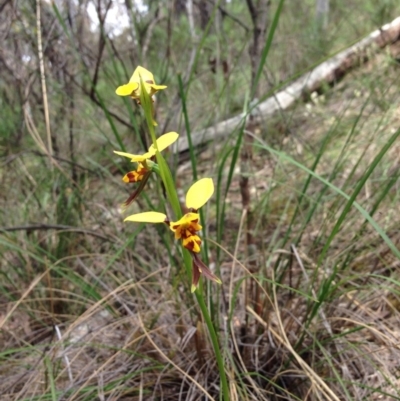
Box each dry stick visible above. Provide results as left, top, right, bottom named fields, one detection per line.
left=0, top=223, right=111, bottom=241
left=36, top=0, right=53, bottom=165
left=241, top=0, right=270, bottom=331
left=176, top=15, right=400, bottom=152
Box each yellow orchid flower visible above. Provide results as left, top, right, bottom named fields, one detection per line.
left=115, top=66, right=167, bottom=100
left=124, top=178, right=221, bottom=292
left=114, top=132, right=178, bottom=206
left=114, top=131, right=178, bottom=163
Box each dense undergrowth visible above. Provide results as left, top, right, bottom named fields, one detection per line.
left=1, top=1, right=400, bottom=400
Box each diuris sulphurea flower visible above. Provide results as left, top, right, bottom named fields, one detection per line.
left=115, top=66, right=167, bottom=101
left=124, top=178, right=222, bottom=292
left=114, top=132, right=178, bottom=206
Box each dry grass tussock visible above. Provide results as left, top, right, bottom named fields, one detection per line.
left=2, top=51, right=400, bottom=400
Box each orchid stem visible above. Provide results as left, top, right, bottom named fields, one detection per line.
left=139, top=73, right=229, bottom=401
left=196, top=292, right=229, bottom=400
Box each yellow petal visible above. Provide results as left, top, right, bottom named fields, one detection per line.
left=149, top=132, right=179, bottom=153
left=150, top=84, right=167, bottom=90
left=114, top=150, right=153, bottom=162
left=115, top=82, right=138, bottom=96
left=170, top=213, right=200, bottom=231
left=186, top=178, right=214, bottom=210
left=124, top=211, right=167, bottom=223
left=114, top=150, right=139, bottom=159
left=130, top=66, right=154, bottom=84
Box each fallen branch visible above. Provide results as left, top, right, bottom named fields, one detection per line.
left=177, top=16, right=400, bottom=152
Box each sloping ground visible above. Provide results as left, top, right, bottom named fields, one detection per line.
left=2, top=41, right=400, bottom=401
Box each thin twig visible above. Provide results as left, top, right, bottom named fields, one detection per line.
left=214, top=1, right=249, bottom=32
left=0, top=224, right=111, bottom=241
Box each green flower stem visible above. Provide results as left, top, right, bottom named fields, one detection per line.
left=197, top=298, right=229, bottom=401
left=140, top=81, right=230, bottom=401
left=140, top=79, right=158, bottom=147
left=157, top=156, right=230, bottom=401
left=147, top=161, right=159, bottom=174
left=191, top=262, right=230, bottom=399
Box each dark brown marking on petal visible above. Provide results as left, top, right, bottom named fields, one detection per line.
left=123, top=172, right=151, bottom=206
left=125, top=172, right=140, bottom=183
left=184, top=240, right=194, bottom=251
